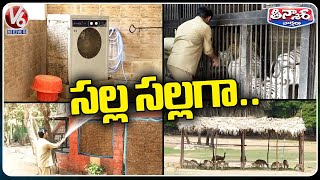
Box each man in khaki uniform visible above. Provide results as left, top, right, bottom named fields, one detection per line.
left=36, top=128, right=66, bottom=175
left=164, top=37, right=175, bottom=79
left=167, top=7, right=219, bottom=82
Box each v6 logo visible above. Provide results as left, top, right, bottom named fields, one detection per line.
left=5, top=6, right=29, bottom=29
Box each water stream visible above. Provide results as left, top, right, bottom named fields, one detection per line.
left=64, top=115, right=93, bottom=138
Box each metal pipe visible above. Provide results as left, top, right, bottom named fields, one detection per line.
left=264, top=24, right=268, bottom=99
left=254, top=25, right=258, bottom=97
left=235, top=26, right=238, bottom=83
left=175, top=4, right=177, bottom=20
left=269, top=25, right=273, bottom=98
left=292, top=29, right=297, bottom=98
left=230, top=25, right=233, bottom=79
left=222, top=26, right=225, bottom=79
left=167, top=5, right=169, bottom=20
left=249, top=25, right=253, bottom=97
left=280, top=28, right=285, bottom=99
left=312, top=24, right=317, bottom=98
left=191, top=4, right=193, bottom=18
left=309, top=26, right=315, bottom=98
left=313, top=24, right=318, bottom=99
left=123, top=123, right=128, bottom=174
left=287, top=29, right=291, bottom=99
left=218, top=27, right=221, bottom=79
left=167, top=5, right=174, bottom=20
left=215, top=26, right=218, bottom=79
left=298, top=26, right=310, bottom=99
left=240, top=27, right=242, bottom=97
left=274, top=26, right=279, bottom=98
left=187, top=5, right=190, bottom=18
left=212, top=29, right=215, bottom=80
left=214, top=26, right=221, bottom=79
left=259, top=25, right=262, bottom=97
left=226, top=26, right=229, bottom=78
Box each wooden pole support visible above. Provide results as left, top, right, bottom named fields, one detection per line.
left=214, top=132, right=218, bottom=170
left=299, top=132, right=305, bottom=172
left=241, top=130, right=246, bottom=169
left=180, top=128, right=184, bottom=168
left=267, top=130, right=270, bottom=165
left=276, top=133, right=279, bottom=171
left=212, top=130, right=215, bottom=158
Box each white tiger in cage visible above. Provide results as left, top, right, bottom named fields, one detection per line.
left=219, top=42, right=261, bottom=83
left=220, top=43, right=300, bottom=99
left=252, top=47, right=301, bottom=99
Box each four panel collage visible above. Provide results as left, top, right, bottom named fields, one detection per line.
left=2, top=3, right=318, bottom=176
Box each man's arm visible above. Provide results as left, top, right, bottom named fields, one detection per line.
left=46, top=137, right=67, bottom=149
left=207, top=51, right=219, bottom=68
left=203, top=26, right=219, bottom=67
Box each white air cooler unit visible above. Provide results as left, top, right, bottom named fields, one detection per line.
left=47, top=14, right=109, bottom=98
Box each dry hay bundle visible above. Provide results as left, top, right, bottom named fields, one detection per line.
left=178, top=116, right=306, bottom=137
left=79, top=121, right=113, bottom=156
left=126, top=120, right=162, bottom=175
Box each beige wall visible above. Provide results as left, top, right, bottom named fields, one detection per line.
left=47, top=4, right=163, bottom=82
left=4, top=21, right=47, bottom=101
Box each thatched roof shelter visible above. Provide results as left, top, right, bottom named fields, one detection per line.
left=177, top=116, right=306, bottom=137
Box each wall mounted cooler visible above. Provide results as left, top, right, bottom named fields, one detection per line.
left=47, top=14, right=111, bottom=99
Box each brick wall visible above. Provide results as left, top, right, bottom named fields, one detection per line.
left=56, top=152, right=69, bottom=171
left=4, top=20, right=46, bottom=101
left=56, top=116, right=124, bottom=175
left=65, top=117, right=90, bottom=174
left=47, top=4, right=163, bottom=82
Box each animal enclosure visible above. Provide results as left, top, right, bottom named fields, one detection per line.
left=177, top=116, right=307, bottom=171
left=163, top=4, right=317, bottom=99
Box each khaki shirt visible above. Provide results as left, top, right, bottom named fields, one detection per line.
left=167, top=16, right=213, bottom=76
left=36, top=138, right=60, bottom=168
left=164, top=37, right=175, bottom=61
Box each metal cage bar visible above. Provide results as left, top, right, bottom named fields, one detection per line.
left=163, top=4, right=316, bottom=99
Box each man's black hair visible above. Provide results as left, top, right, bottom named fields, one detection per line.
left=38, top=128, right=47, bottom=138
left=197, top=7, right=213, bottom=19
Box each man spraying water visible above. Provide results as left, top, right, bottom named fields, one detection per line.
left=36, top=128, right=66, bottom=175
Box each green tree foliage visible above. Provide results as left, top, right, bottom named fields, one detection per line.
left=265, top=100, right=316, bottom=128
left=164, top=101, right=316, bottom=132
left=4, top=103, right=65, bottom=146
left=295, top=101, right=317, bottom=128
left=13, top=125, right=28, bottom=144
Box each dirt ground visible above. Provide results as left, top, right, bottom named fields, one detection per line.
left=164, top=135, right=317, bottom=176
left=3, top=144, right=39, bottom=176
left=3, top=144, right=71, bottom=176
left=2, top=137, right=317, bottom=176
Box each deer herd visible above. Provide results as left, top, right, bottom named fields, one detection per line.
left=183, top=152, right=303, bottom=171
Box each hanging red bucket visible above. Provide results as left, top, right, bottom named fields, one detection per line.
left=32, top=75, right=63, bottom=102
